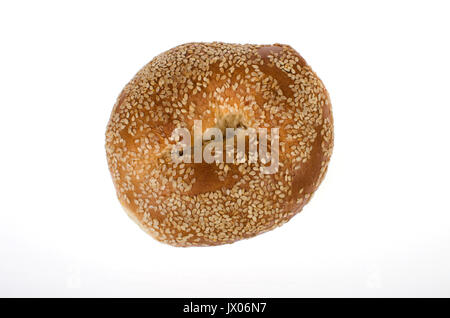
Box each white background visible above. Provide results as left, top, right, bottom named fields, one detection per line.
left=1, top=0, right=449, bottom=297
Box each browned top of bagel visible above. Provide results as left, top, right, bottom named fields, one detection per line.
left=105, top=42, right=333, bottom=246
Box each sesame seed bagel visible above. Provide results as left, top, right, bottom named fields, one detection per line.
left=105, top=42, right=333, bottom=247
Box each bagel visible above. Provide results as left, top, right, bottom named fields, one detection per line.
left=105, top=42, right=333, bottom=246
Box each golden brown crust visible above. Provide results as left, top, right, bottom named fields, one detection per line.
left=105, top=42, right=334, bottom=246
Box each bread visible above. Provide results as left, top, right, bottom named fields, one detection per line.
left=105, top=42, right=333, bottom=246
